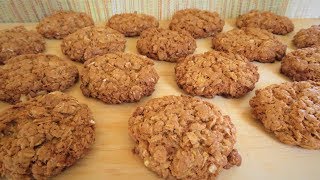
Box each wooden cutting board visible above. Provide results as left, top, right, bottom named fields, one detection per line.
left=1, top=19, right=320, bottom=180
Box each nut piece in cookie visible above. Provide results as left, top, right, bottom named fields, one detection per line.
left=129, top=95, right=241, bottom=179
left=175, top=50, right=259, bottom=98
left=293, top=25, right=320, bottom=48
left=0, top=54, right=79, bottom=104
left=107, top=13, right=159, bottom=37
left=61, top=26, right=126, bottom=63
left=169, top=8, right=224, bottom=38
left=281, top=47, right=320, bottom=81
left=36, top=11, right=94, bottom=39
left=0, top=92, right=95, bottom=179
left=0, top=26, right=45, bottom=64
left=137, top=28, right=196, bottom=62
left=80, top=52, right=159, bottom=104
left=249, top=81, right=320, bottom=149
left=236, top=10, right=294, bottom=35
left=212, top=27, right=286, bottom=63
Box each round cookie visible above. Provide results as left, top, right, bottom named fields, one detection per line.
left=0, top=92, right=95, bottom=179
left=249, top=81, right=320, bottom=149
left=281, top=47, right=320, bottom=81
left=169, top=8, right=224, bottom=39
left=136, top=28, right=196, bottom=62
left=37, top=11, right=94, bottom=39
left=212, top=27, right=286, bottom=63
left=106, top=13, right=159, bottom=37
left=128, top=95, right=242, bottom=179
left=0, top=54, right=79, bottom=104
left=61, top=26, right=126, bottom=63
left=80, top=52, right=159, bottom=104
left=175, top=50, right=259, bottom=98
left=293, top=25, right=320, bottom=48
left=236, top=10, right=294, bottom=35
left=0, top=26, right=45, bottom=64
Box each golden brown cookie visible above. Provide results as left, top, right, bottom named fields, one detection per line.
left=249, top=81, right=320, bottom=149
left=106, top=13, right=159, bottom=37
left=0, top=54, right=79, bottom=104
left=175, top=50, right=259, bottom=98
left=212, top=27, right=286, bottom=63
left=129, top=95, right=241, bottom=179
left=80, top=52, right=159, bottom=104
left=169, top=8, right=224, bottom=38
left=0, top=92, right=95, bottom=179
left=0, top=26, right=45, bottom=64
left=236, top=10, right=294, bottom=35
left=281, top=47, right=320, bottom=81
left=36, top=11, right=94, bottom=39
left=293, top=25, right=320, bottom=48
left=61, top=26, right=126, bottom=63
left=137, top=28, right=196, bottom=62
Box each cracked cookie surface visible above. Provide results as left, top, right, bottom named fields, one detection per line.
left=61, top=26, right=126, bottom=63
left=37, top=11, right=94, bottom=39
left=80, top=52, right=159, bottom=104
left=137, top=28, right=196, bottom=62
left=169, top=9, right=224, bottom=39
left=0, top=92, right=95, bottom=179
left=175, top=50, right=259, bottom=98
left=0, top=26, right=45, bottom=64
left=129, top=95, right=241, bottom=179
left=107, top=13, right=159, bottom=37
left=249, top=81, right=320, bottom=149
left=236, top=10, right=294, bottom=35
left=293, top=25, right=320, bottom=48
left=0, top=54, right=79, bottom=104
left=212, top=27, right=286, bottom=63
left=281, top=47, right=320, bottom=81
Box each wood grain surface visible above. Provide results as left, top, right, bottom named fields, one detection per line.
left=0, top=19, right=320, bottom=180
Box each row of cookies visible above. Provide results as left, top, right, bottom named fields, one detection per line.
left=0, top=9, right=319, bottom=180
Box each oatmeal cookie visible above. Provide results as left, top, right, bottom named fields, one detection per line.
left=0, top=54, right=79, bottom=104
left=175, top=51, right=259, bottom=98
left=0, top=91, right=95, bottom=179
left=249, top=81, right=320, bottom=149
left=212, top=27, right=286, bottom=63
left=36, top=11, right=94, bottom=39
left=236, top=10, right=294, bottom=35
left=136, top=28, right=196, bottom=62
left=281, top=47, right=320, bottom=81
left=169, top=9, right=224, bottom=39
left=107, top=13, right=159, bottom=37
left=128, top=95, right=241, bottom=179
left=0, top=26, right=45, bottom=64
left=293, top=25, right=320, bottom=48
left=61, top=26, right=126, bottom=63
left=80, top=52, right=159, bottom=104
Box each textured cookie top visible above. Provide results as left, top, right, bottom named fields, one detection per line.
left=136, top=28, right=196, bottom=62
left=0, top=26, right=45, bottom=64
left=0, top=54, right=79, bottom=104
left=293, top=25, right=320, bottom=48
left=236, top=10, right=294, bottom=35
left=36, top=11, right=94, bottom=39
left=212, top=27, right=286, bottom=63
left=249, top=81, right=320, bottom=149
left=0, top=92, right=95, bottom=179
left=61, top=26, right=126, bottom=63
left=107, top=13, right=159, bottom=37
left=169, top=9, right=224, bottom=38
left=281, top=47, right=320, bottom=81
left=80, top=52, right=159, bottom=104
left=129, top=95, right=241, bottom=179
left=175, top=51, right=259, bottom=98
